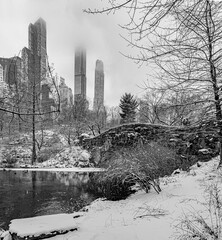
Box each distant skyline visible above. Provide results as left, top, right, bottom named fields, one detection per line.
left=0, top=0, right=149, bottom=107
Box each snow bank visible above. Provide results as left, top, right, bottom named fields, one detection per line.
left=9, top=213, right=79, bottom=239
left=39, top=146, right=91, bottom=168
left=8, top=157, right=221, bottom=240
left=48, top=157, right=221, bottom=240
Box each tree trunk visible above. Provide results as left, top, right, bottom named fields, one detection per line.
left=31, top=54, right=37, bottom=165
left=216, top=123, right=222, bottom=168
left=205, top=1, right=222, bottom=167
left=32, top=113, right=36, bottom=165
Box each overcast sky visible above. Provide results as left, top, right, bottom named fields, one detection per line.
left=0, top=0, right=149, bottom=107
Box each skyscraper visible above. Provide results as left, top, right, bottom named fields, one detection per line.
left=0, top=64, right=3, bottom=82
left=0, top=57, right=21, bottom=86
left=28, top=18, right=47, bottom=77
left=93, top=60, right=104, bottom=111
left=74, top=47, right=86, bottom=101
left=59, top=76, right=74, bottom=111
left=23, top=18, right=54, bottom=117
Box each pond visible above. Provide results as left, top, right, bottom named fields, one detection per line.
left=0, top=170, right=98, bottom=229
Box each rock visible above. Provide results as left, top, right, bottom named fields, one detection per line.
left=198, top=149, right=210, bottom=154
left=197, top=162, right=201, bottom=167
left=189, top=169, right=196, bottom=176
left=173, top=169, right=181, bottom=175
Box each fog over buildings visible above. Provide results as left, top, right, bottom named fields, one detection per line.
left=0, top=0, right=149, bottom=107
left=0, top=16, right=107, bottom=113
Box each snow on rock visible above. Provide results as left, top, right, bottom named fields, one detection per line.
left=198, top=148, right=211, bottom=154
left=39, top=146, right=91, bottom=168
left=45, top=157, right=221, bottom=240
left=80, top=133, right=90, bottom=139
left=9, top=213, right=78, bottom=239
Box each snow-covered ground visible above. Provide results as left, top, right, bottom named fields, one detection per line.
left=6, top=157, right=222, bottom=240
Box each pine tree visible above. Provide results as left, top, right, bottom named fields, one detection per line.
left=119, top=93, right=138, bottom=124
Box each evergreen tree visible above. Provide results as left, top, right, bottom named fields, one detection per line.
left=119, top=93, right=138, bottom=124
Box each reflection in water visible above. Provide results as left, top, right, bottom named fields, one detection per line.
left=0, top=170, right=96, bottom=229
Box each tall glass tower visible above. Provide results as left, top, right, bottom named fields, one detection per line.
left=93, top=59, right=104, bottom=111
left=74, top=47, right=86, bottom=101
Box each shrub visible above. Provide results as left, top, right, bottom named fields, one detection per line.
left=37, top=149, right=53, bottom=163
left=89, top=142, right=178, bottom=200
left=37, top=146, right=63, bottom=163
left=2, top=147, right=32, bottom=166
left=2, top=149, right=18, bottom=166
left=88, top=173, right=136, bottom=201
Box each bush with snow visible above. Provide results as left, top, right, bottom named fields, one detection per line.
left=88, top=173, right=136, bottom=201
left=2, top=147, right=32, bottom=166
left=41, top=146, right=92, bottom=168
left=89, top=142, right=178, bottom=200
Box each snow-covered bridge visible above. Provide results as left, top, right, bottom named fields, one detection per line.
left=82, top=122, right=219, bottom=164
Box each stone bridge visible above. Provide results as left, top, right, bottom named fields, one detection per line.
left=82, top=121, right=219, bottom=165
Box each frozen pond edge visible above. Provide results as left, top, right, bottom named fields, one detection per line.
left=0, top=167, right=104, bottom=172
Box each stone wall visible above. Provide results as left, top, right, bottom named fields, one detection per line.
left=81, top=121, right=219, bottom=166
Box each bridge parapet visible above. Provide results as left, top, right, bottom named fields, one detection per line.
left=82, top=121, right=219, bottom=165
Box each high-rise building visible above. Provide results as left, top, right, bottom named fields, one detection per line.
left=28, top=18, right=47, bottom=78
left=59, top=77, right=73, bottom=111
left=0, top=64, right=4, bottom=97
left=25, top=18, right=47, bottom=92
left=0, top=64, right=3, bottom=82
left=93, top=60, right=104, bottom=111
left=0, top=57, right=21, bottom=86
left=21, top=17, right=57, bottom=121
left=21, top=47, right=41, bottom=92
left=74, top=47, right=86, bottom=101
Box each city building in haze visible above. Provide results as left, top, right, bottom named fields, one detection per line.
left=74, top=47, right=86, bottom=101
left=93, top=60, right=104, bottom=111
left=0, top=65, right=3, bottom=82
left=59, top=77, right=73, bottom=111
left=0, top=64, right=5, bottom=97
left=0, top=57, right=21, bottom=86
left=28, top=17, right=47, bottom=79
left=22, top=18, right=56, bottom=120
left=0, top=56, right=21, bottom=98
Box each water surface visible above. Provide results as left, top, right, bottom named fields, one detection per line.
left=0, top=170, right=96, bottom=229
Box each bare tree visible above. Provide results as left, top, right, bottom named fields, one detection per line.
left=0, top=52, right=60, bottom=164
left=139, top=89, right=166, bottom=124
left=140, top=88, right=207, bottom=126
left=88, top=100, right=107, bottom=136
left=106, top=106, right=121, bottom=128
left=72, top=95, right=89, bottom=137
left=86, top=0, right=222, bottom=167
